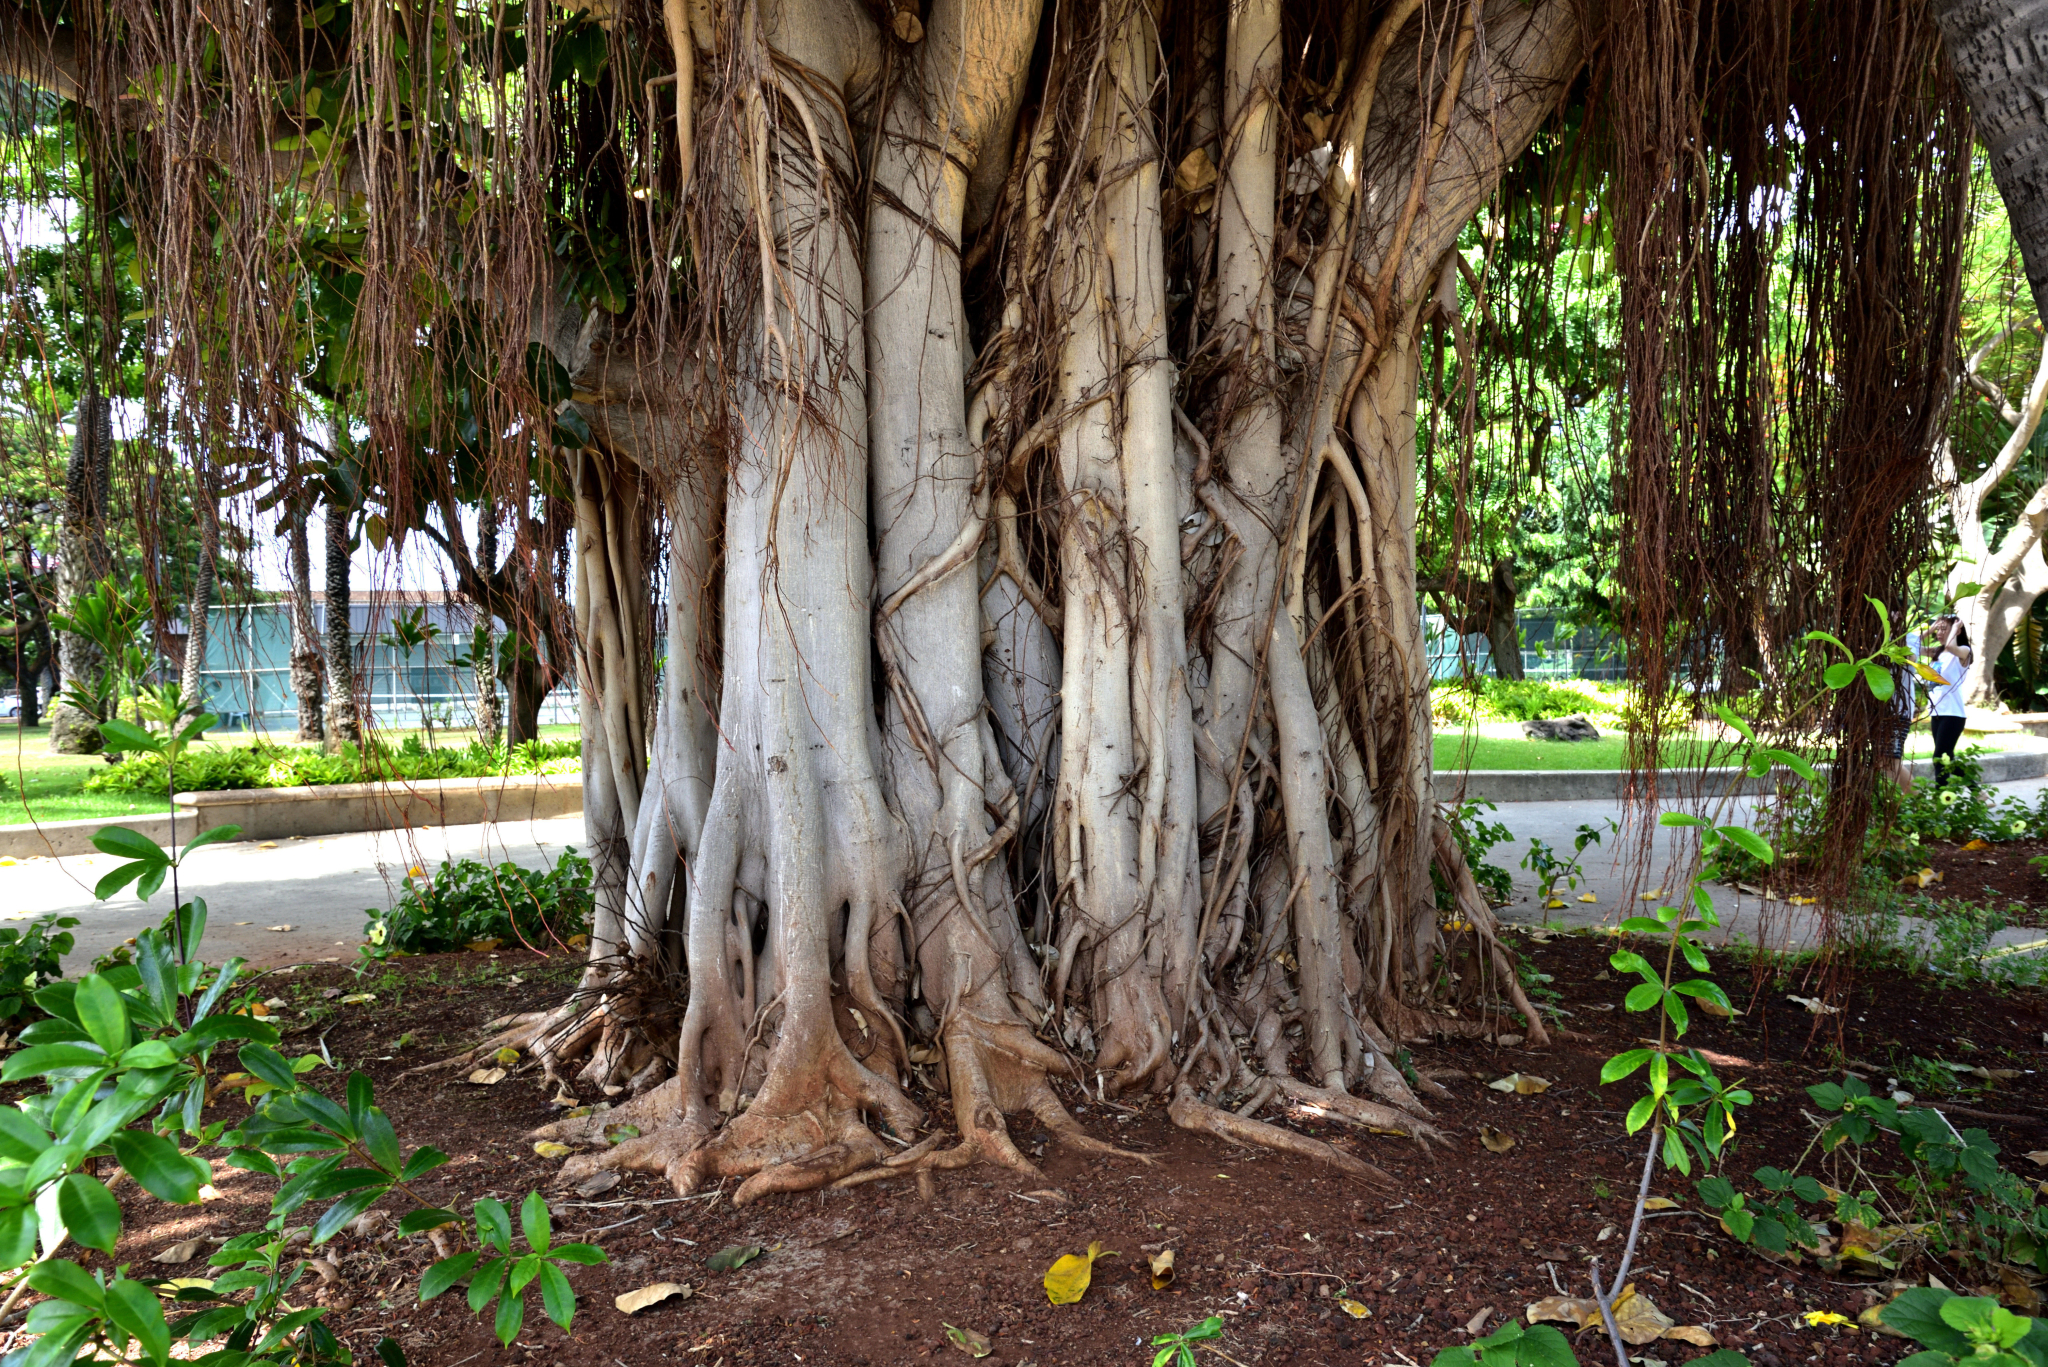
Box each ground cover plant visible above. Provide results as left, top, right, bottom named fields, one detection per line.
left=361, top=849, right=596, bottom=961
left=81, top=737, right=582, bottom=799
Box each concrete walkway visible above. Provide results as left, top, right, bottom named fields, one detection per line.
left=1483, top=774, right=2048, bottom=958
left=0, top=814, right=586, bottom=970
left=6, top=772, right=2046, bottom=972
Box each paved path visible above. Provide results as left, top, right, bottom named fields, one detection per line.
left=0, top=815, right=587, bottom=969
left=6, top=773, right=2047, bottom=971
left=1484, top=775, right=2048, bottom=958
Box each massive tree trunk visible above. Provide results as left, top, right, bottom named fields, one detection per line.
left=48, top=390, right=111, bottom=753
left=27, top=0, right=1584, bottom=1204
left=470, top=506, right=502, bottom=750
left=1937, top=0, right=2048, bottom=322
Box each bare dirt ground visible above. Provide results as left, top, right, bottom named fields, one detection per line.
left=50, top=936, right=2048, bottom=1367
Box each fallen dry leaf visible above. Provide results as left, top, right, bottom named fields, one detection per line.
left=1175, top=146, right=1218, bottom=194
left=466, top=1067, right=507, bottom=1086
left=1479, top=1125, right=1516, bottom=1153
left=156, top=1239, right=205, bottom=1265
left=1528, top=1286, right=1673, bottom=1345
left=706, top=1244, right=764, bottom=1273
left=1150, top=1249, right=1175, bottom=1290
left=1487, top=1073, right=1551, bottom=1095
left=161, top=1278, right=213, bottom=1293
left=1786, top=995, right=1840, bottom=1015
left=1545, top=899, right=1567, bottom=910
left=494, top=1046, right=521, bottom=1066
left=338, top=993, right=375, bottom=1005
left=1577, top=893, right=1598, bottom=903
left=1045, top=1241, right=1113, bottom=1305
left=1802, top=1310, right=1849, bottom=1327
left=532, top=1141, right=570, bottom=1159
left=266, top=925, right=293, bottom=932
left=1337, top=1298, right=1370, bottom=1319
left=1464, top=1306, right=1493, bottom=1335
left=1494, top=1033, right=1526, bottom=1047
left=615, top=1282, right=692, bottom=1315
left=466, top=938, right=501, bottom=952
left=1663, top=1325, right=1717, bottom=1346
left=942, top=1323, right=992, bottom=1358
left=1642, top=1197, right=1681, bottom=1211
left=1964, top=839, right=1991, bottom=851
left=576, top=1171, right=621, bottom=1198
left=1697, top=996, right=1736, bottom=1019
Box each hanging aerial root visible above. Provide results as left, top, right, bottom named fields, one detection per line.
left=1168, top=1084, right=1393, bottom=1184
left=1432, top=816, right=1553, bottom=1047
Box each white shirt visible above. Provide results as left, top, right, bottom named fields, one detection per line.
left=1930, top=651, right=1968, bottom=718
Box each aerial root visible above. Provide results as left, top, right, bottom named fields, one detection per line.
left=1168, top=1084, right=1393, bottom=1184
left=396, top=1006, right=569, bottom=1080
left=1267, top=1076, right=1448, bottom=1149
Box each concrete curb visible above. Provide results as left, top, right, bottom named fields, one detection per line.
left=1445, top=748, right=2048, bottom=803
left=0, top=773, right=584, bottom=858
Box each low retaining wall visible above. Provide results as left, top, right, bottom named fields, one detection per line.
left=1449, top=747, right=2048, bottom=803
left=0, top=773, right=583, bottom=859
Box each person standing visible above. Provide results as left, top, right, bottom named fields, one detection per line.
left=1926, top=615, right=1974, bottom=787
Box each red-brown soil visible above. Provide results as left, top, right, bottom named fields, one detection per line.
left=1923, top=838, right=2048, bottom=926
left=45, top=938, right=2048, bottom=1367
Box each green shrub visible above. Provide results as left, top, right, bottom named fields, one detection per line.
left=1431, top=677, right=1614, bottom=725
left=0, top=914, right=76, bottom=1023
left=363, top=848, right=595, bottom=958
left=84, top=736, right=582, bottom=796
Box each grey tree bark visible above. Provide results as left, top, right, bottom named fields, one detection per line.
left=322, top=504, right=360, bottom=746
left=48, top=390, right=111, bottom=753
left=471, top=504, right=502, bottom=750
left=1936, top=0, right=2048, bottom=321
left=287, top=505, right=324, bottom=742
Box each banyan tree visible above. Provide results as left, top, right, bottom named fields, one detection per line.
left=0, top=0, right=2017, bottom=1200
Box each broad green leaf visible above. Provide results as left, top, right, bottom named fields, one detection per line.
left=0, top=1204, right=37, bottom=1266
left=96, top=721, right=160, bottom=754
left=520, top=1191, right=551, bottom=1253
left=1713, top=704, right=1756, bottom=743
left=0, top=1108, right=50, bottom=1163
left=105, top=1276, right=171, bottom=1366
left=57, top=1172, right=123, bottom=1254
left=494, top=1288, right=526, bottom=1345
left=1863, top=663, right=1895, bottom=701
left=175, top=825, right=242, bottom=858
left=26, top=1257, right=105, bottom=1308
left=74, top=975, right=129, bottom=1054
left=239, top=1043, right=301, bottom=1093
left=1656, top=812, right=1709, bottom=828
left=1601, top=1049, right=1653, bottom=1083
left=1716, top=826, right=1774, bottom=864
left=420, top=1251, right=479, bottom=1301
left=538, top=1262, right=575, bottom=1331
left=110, top=1131, right=202, bottom=1204
left=93, top=861, right=154, bottom=902
left=91, top=825, right=169, bottom=863
left=475, top=1197, right=512, bottom=1252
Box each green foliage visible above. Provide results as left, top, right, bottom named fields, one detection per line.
left=1432, top=677, right=1617, bottom=725
left=362, top=849, right=595, bottom=958
left=0, top=914, right=77, bottom=1023
left=1430, top=1321, right=1581, bottom=1367
left=1521, top=819, right=1615, bottom=902
left=85, top=736, right=581, bottom=796
left=0, top=803, right=608, bottom=1367
left=1150, top=1316, right=1223, bottom=1367
left=1444, top=797, right=1515, bottom=905
left=1881, top=1289, right=2048, bottom=1367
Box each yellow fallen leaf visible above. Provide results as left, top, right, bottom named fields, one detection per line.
left=1964, top=839, right=1990, bottom=851
left=467, top=1067, right=508, bottom=1085
left=466, top=938, right=501, bottom=952
left=1642, top=1197, right=1680, bottom=1211
left=567, top=933, right=589, bottom=949
left=1175, top=146, right=1218, bottom=194
left=258, top=842, right=277, bottom=850
left=1337, top=1298, right=1370, bottom=1319
left=160, top=1278, right=213, bottom=1293
left=407, top=865, right=424, bottom=878
left=1663, top=1325, right=1717, bottom=1346
left=248, top=1002, right=271, bottom=1018
left=1788, top=895, right=1816, bottom=906
left=494, top=1047, right=521, bottom=1066
left=1480, top=1125, right=1515, bottom=1153
left=1044, top=1241, right=1113, bottom=1305
left=1487, top=1073, right=1550, bottom=1095
left=1545, top=900, right=1566, bottom=909
left=533, top=1141, right=571, bottom=1159
left=1640, top=888, right=1663, bottom=900
left=1577, top=893, right=1598, bottom=903
left=1697, top=996, right=1735, bottom=1019
left=339, top=993, right=375, bottom=1005
left=1802, top=1310, right=1849, bottom=1327
left=266, top=925, right=293, bottom=932
left=1150, top=1249, right=1175, bottom=1290
left=615, top=1282, right=692, bottom=1314
left=2025, top=1151, right=2048, bottom=1167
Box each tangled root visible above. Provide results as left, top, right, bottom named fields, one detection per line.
left=1168, top=1083, right=1394, bottom=1184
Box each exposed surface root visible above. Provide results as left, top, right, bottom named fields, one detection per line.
left=1168, top=1084, right=1393, bottom=1184
left=1267, top=1076, right=1447, bottom=1148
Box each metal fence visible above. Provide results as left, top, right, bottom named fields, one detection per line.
left=195, top=601, right=580, bottom=737
left=1424, top=609, right=1625, bottom=682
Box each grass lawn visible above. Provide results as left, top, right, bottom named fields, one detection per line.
left=0, top=719, right=583, bottom=828
left=1433, top=726, right=2018, bottom=772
